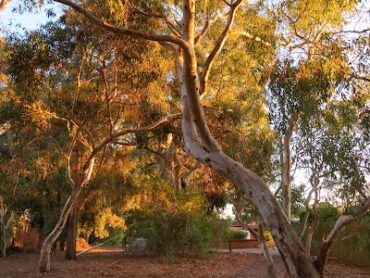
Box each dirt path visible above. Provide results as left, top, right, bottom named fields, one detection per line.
left=0, top=246, right=369, bottom=277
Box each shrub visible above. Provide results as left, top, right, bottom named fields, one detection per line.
left=225, top=230, right=247, bottom=240
left=124, top=209, right=222, bottom=259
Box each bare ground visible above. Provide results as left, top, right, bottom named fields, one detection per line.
left=0, top=246, right=369, bottom=278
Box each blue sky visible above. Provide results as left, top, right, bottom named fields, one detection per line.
left=0, top=0, right=63, bottom=33
left=1, top=0, right=368, bottom=34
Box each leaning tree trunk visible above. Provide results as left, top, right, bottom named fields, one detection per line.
left=39, top=187, right=82, bottom=272
left=174, top=40, right=320, bottom=276
left=65, top=205, right=78, bottom=260
left=199, top=151, right=320, bottom=277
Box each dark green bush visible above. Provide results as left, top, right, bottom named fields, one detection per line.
left=124, top=209, right=224, bottom=260
left=224, top=230, right=247, bottom=240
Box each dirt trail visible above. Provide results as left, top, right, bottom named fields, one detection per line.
left=0, top=246, right=369, bottom=277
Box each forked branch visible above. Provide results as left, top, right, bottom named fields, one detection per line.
left=199, top=0, right=243, bottom=95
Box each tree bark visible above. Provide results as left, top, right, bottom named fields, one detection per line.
left=65, top=205, right=78, bottom=260
left=65, top=146, right=81, bottom=260
left=305, top=192, right=319, bottom=254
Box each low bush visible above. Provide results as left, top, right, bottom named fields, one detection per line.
left=225, top=230, right=247, bottom=240
left=124, top=209, right=224, bottom=260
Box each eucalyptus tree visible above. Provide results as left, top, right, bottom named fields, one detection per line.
left=291, top=57, right=370, bottom=271
left=267, top=60, right=333, bottom=221
left=266, top=0, right=367, bottom=221
left=313, top=102, right=370, bottom=273
left=5, top=0, right=369, bottom=276
left=3, top=11, right=180, bottom=271
left=43, top=0, right=322, bottom=276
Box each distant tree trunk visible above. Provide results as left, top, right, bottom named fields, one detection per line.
left=305, top=226, right=314, bottom=254
left=0, top=201, right=14, bottom=258
left=65, top=205, right=78, bottom=260
left=305, top=194, right=319, bottom=254
left=1, top=239, right=6, bottom=258
left=65, top=147, right=81, bottom=260
left=259, top=223, right=278, bottom=278
left=282, top=127, right=293, bottom=222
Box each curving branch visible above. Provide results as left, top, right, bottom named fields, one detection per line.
left=194, top=9, right=210, bottom=45
left=85, top=113, right=182, bottom=166
left=53, top=0, right=187, bottom=48
left=39, top=113, right=181, bottom=272
left=198, top=0, right=243, bottom=96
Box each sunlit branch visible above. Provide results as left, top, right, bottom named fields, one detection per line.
left=85, top=113, right=182, bottom=166
left=53, top=0, right=187, bottom=48
left=0, top=0, right=10, bottom=13
left=127, top=1, right=182, bottom=37
left=198, top=0, right=243, bottom=96
left=194, top=9, right=210, bottom=45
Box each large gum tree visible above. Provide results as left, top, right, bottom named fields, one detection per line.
left=3, top=0, right=368, bottom=277
left=49, top=0, right=321, bottom=276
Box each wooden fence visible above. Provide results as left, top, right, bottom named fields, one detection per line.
left=310, top=217, right=370, bottom=267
